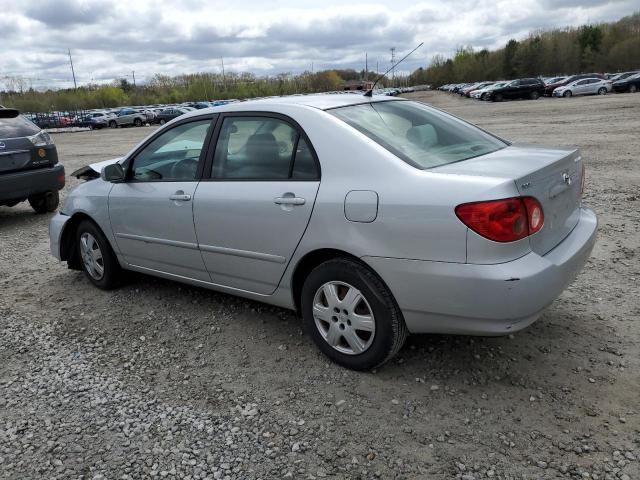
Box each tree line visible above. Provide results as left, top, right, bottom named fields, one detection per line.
left=409, top=12, right=640, bottom=87
left=0, top=69, right=391, bottom=113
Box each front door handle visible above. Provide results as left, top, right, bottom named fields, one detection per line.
left=274, top=196, right=305, bottom=206
left=169, top=193, right=191, bottom=201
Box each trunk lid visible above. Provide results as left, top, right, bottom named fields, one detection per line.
left=436, top=144, right=583, bottom=255
left=0, top=137, right=35, bottom=174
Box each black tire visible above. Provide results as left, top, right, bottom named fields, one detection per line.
left=300, top=258, right=408, bottom=370
left=109, top=120, right=117, bottom=128
left=493, top=93, right=503, bottom=102
left=597, top=87, right=607, bottom=95
left=159, top=118, right=166, bottom=125
left=530, top=91, right=540, bottom=100
left=480, top=93, right=487, bottom=101
left=134, top=118, right=142, bottom=127
left=630, top=84, right=638, bottom=93
left=28, top=191, right=59, bottom=214
left=75, top=220, right=122, bottom=290
left=563, top=90, right=572, bottom=98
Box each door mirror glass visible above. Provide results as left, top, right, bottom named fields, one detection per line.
left=102, top=163, right=125, bottom=182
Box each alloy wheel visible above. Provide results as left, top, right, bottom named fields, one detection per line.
left=312, top=281, right=376, bottom=355
left=80, top=232, right=105, bottom=280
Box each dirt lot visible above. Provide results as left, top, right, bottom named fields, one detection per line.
left=1, top=92, right=639, bottom=480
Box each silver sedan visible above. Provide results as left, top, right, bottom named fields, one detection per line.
left=49, top=94, right=597, bottom=370
left=552, top=78, right=612, bottom=97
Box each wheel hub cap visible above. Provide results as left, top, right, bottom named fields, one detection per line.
left=312, top=281, right=375, bottom=355
left=80, top=232, right=105, bottom=280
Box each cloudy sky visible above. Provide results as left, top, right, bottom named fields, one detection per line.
left=1, top=0, right=637, bottom=89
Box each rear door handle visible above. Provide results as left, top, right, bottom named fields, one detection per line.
left=169, top=193, right=191, bottom=201
left=274, top=197, right=305, bottom=206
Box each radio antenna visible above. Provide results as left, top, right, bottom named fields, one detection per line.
left=364, top=42, right=423, bottom=97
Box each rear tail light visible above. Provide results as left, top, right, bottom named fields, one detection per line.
left=455, top=197, right=544, bottom=243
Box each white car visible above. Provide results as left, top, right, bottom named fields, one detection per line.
left=552, top=78, right=612, bottom=97
left=471, top=82, right=507, bottom=100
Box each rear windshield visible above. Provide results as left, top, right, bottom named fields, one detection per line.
left=0, top=115, right=40, bottom=138
left=329, top=100, right=507, bottom=169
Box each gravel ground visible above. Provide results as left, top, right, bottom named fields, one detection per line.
left=1, top=92, right=638, bottom=479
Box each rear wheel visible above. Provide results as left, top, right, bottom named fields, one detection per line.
left=301, top=258, right=407, bottom=370
left=563, top=90, right=572, bottom=98
left=134, top=118, right=142, bottom=127
left=76, top=220, right=122, bottom=290
left=109, top=120, right=117, bottom=128
left=530, top=91, right=540, bottom=100
left=493, top=93, right=503, bottom=102
left=159, top=118, right=166, bottom=125
left=630, top=84, right=638, bottom=93
left=597, top=87, right=607, bottom=95
left=480, top=93, right=487, bottom=101
left=28, top=191, right=59, bottom=214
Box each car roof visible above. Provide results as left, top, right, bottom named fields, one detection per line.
left=182, top=93, right=401, bottom=119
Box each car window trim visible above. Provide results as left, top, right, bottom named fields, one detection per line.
left=123, top=114, right=218, bottom=183
left=201, top=111, right=321, bottom=182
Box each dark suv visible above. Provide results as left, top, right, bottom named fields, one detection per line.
left=0, top=108, right=65, bottom=213
left=487, top=78, right=545, bottom=101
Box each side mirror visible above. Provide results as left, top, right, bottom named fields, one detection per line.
left=101, top=163, right=125, bottom=183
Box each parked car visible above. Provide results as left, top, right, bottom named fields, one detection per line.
left=471, top=82, right=507, bottom=100
left=0, top=108, right=65, bottom=213
left=544, top=73, right=606, bottom=96
left=109, top=108, right=147, bottom=128
left=552, top=77, right=612, bottom=97
left=612, top=72, right=640, bottom=93
left=486, top=78, right=545, bottom=101
left=49, top=94, right=596, bottom=370
left=79, top=111, right=115, bottom=129
left=155, top=108, right=192, bottom=124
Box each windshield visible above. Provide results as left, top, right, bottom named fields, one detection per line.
left=330, top=100, right=507, bottom=169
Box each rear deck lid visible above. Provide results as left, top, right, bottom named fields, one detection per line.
left=436, top=144, right=583, bottom=255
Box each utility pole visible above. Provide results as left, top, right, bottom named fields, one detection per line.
left=221, top=57, right=226, bottom=89
left=390, top=47, right=396, bottom=86
left=132, top=70, right=136, bottom=88
left=68, top=49, right=77, bottom=90
left=365, top=53, right=368, bottom=81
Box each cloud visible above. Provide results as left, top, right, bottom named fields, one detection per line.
left=0, top=0, right=637, bottom=89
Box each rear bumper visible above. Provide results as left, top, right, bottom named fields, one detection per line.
left=363, top=207, right=598, bottom=335
left=0, top=164, right=65, bottom=203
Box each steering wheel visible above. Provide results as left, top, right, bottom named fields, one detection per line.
left=170, top=158, right=199, bottom=180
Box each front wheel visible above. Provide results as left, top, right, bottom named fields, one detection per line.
left=597, top=87, right=607, bottom=95
left=563, top=90, right=572, bottom=98
left=492, top=93, right=503, bottom=102
left=301, top=258, right=407, bottom=370
left=134, top=118, right=142, bottom=127
left=159, top=118, right=166, bottom=125
left=28, top=191, right=59, bottom=213
left=76, top=220, right=122, bottom=290
left=630, top=84, right=638, bottom=93
left=530, top=91, right=540, bottom=100
left=109, top=120, right=117, bottom=128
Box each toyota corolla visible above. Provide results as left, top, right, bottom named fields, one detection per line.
left=49, top=94, right=597, bottom=370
